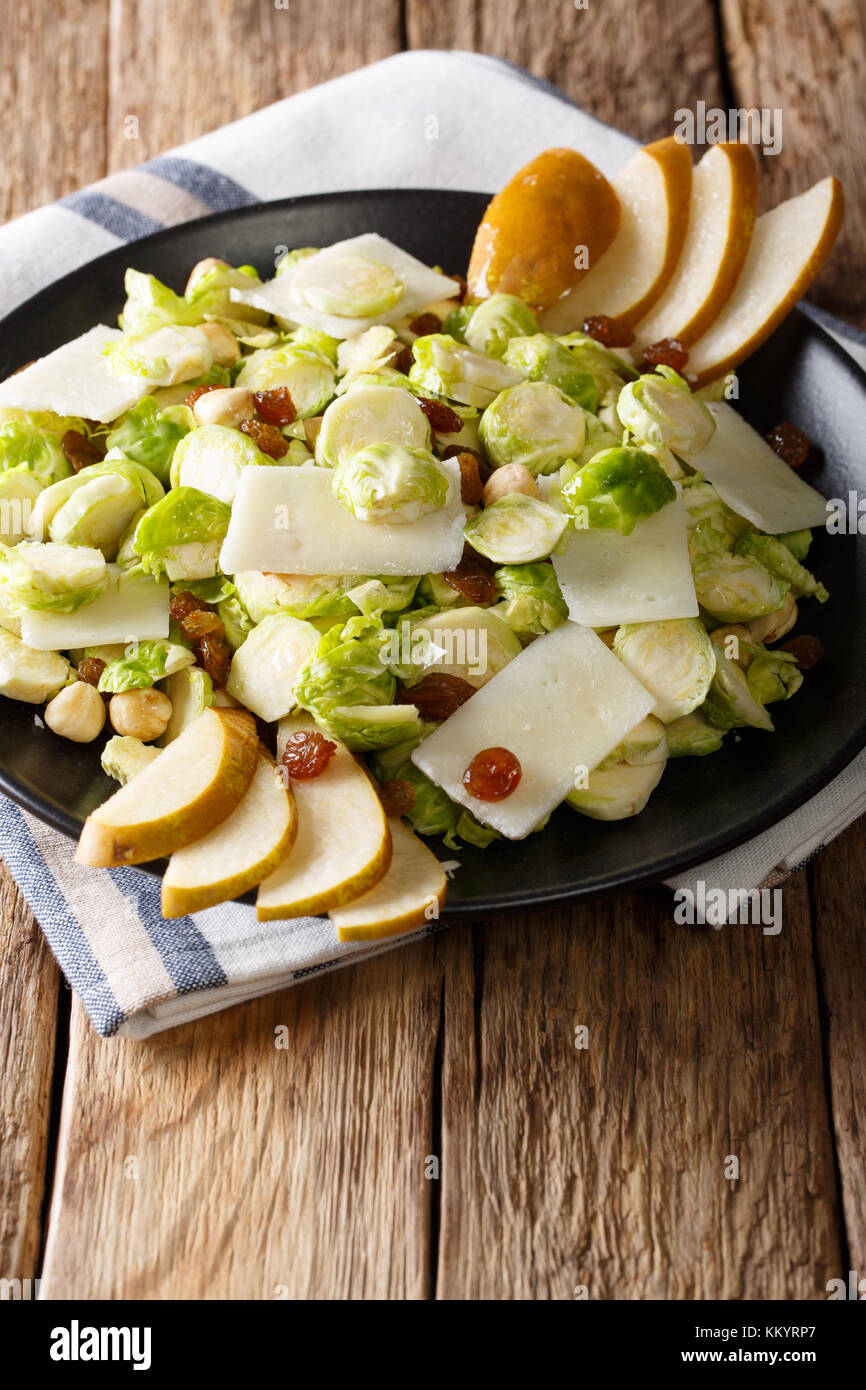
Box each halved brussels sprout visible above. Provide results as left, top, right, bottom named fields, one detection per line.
left=185, top=261, right=269, bottom=326
left=0, top=417, right=73, bottom=488
left=746, top=647, right=804, bottom=705
left=556, top=331, right=638, bottom=403
left=106, top=396, right=192, bottom=485
left=0, top=541, right=107, bottom=613
left=293, top=615, right=396, bottom=735
left=463, top=294, right=540, bottom=360
left=0, top=629, right=73, bottom=702
left=735, top=532, right=828, bottom=603
left=331, top=442, right=452, bottom=525
left=441, top=303, right=475, bottom=344
left=464, top=493, right=568, bottom=564
left=285, top=326, right=340, bottom=365
left=665, top=710, right=726, bottom=758
left=560, top=445, right=676, bottom=535
left=493, top=562, right=568, bottom=640
left=30, top=459, right=164, bottom=559
left=320, top=703, right=420, bottom=752
left=613, top=619, right=716, bottom=722
left=691, top=548, right=790, bottom=623
left=704, top=648, right=774, bottom=732
left=480, top=380, right=586, bottom=476
left=106, top=324, right=214, bottom=385
left=503, top=333, right=599, bottom=410
left=159, top=666, right=214, bottom=744
left=133, top=487, right=231, bottom=582
left=567, top=410, right=623, bottom=470
left=395, top=606, right=522, bottom=689
left=101, top=734, right=162, bottom=784
left=234, top=570, right=360, bottom=623
left=778, top=528, right=812, bottom=563
left=409, top=334, right=522, bottom=408
left=0, top=468, right=43, bottom=546
left=235, top=344, right=336, bottom=418
left=315, top=384, right=430, bottom=468
left=617, top=366, right=715, bottom=459
left=217, top=591, right=255, bottom=652
left=680, top=476, right=750, bottom=545
left=336, top=325, right=399, bottom=389
left=170, top=424, right=272, bottom=503
left=293, top=254, right=404, bottom=318
left=224, top=613, right=321, bottom=722
left=119, top=269, right=199, bottom=334
left=567, top=759, right=666, bottom=820
left=597, top=714, right=668, bottom=769
left=97, top=639, right=195, bottom=693
left=346, top=575, right=419, bottom=617
left=416, top=572, right=463, bottom=609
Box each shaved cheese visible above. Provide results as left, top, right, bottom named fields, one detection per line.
left=21, top=566, right=169, bottom=650
left=411, top=621, right=654, bottom=839
left=691, top=402, right=828, bottom=532
left=0, top=327, right=147, bottom=424
left=220, top=461, right=465, bottom=577
left=553, top=493, right=698, bottom=627
left=231, top=234, right=461, bottom=339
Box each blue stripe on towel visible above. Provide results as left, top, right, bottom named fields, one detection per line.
left=109, top=866, right=228, bottom=995
left=0, top=800, right=124, bottom=1036
left=58, top=191, right=164, bottom=241
left=141, top=156, right=258, bottom=212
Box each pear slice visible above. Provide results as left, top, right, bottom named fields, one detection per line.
left=75, top=708, right=258, bottom=867
left=467, top=148, right=621, bottom=309
left=161, top=752, right=298, bottom=917
left=686, top=177, right=844, bottom=388
left=634, top=142, right=758, bottom=349
left=255, top=714, right=391, bottom=920
left=329, top=818, right=447, bottom=942
left=540, top=136, right=692, bottom=334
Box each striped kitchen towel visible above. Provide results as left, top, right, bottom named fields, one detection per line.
left=1, top=51, right=864, bottom=1037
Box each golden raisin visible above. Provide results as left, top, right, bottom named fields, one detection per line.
left=198, top=635, right=231, bottom=687
left=253, top=387, right=297, bottom=426
left=778, top=634, right=824, bottom=669
left=765, top=422, right=811, bottom=469
left=418, top=396, right=464, bottom=434
left=379, top=779, right=417, bottom=816
left=455, top=451, right=484, bottom=505
left=61, top=429, right=102, bottom=472
left=409, top=312, right=442, bottom=336
left=169, top=590, right=210, bottom=623
left=181, top=609, right=225, bottom=641
left=394, top=345, right=415, bottom=375
left=582, top=315, right=635, bottom=348
left=463, top=747, right=522, bottom=801
left=397, top=672, right=476, bottom=722
left=281, top=730, right=337, bottom=781
left=240, top=416, right=289, bottom=459
left=443, top=552, right=498, bottom=605
left=641, top=338, right=689, bottom=372
left=77, top=657, right=106, bottom=687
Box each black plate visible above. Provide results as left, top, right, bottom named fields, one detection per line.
left=1, top=189, right=864, bottom=917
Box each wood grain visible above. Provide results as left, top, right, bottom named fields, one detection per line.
left=437, top=876, right=842, bottom=1300
left=405, top=0, right=727, bottom=140
left=0, top=0, right=109, bottom=219
left=39, top=944, right=442, bottom=1299
left=0, top=860, right=61, bottom=1283
left=721, top=0, right=866, bottom=326
left=105, top=0, right=402, bottom=170
left=810, top=821, right=866, bottom=1273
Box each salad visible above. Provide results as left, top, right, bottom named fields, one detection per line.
left=0, top=139, right=841, bottom=938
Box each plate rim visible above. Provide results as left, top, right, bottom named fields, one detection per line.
left=1, top=187, right=865, bottom=917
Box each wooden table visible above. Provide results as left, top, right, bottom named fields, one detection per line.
left=2, top=0, right=865, bottom=1300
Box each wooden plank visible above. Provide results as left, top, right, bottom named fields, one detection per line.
left=0, top=0, right=109, bottom=220
left=720, top=0, right=866, bottom=326
left=39, top=943, right=443, bottom=1298
left=405, top=0, right=726, bottom=140
left=0, top=859, right=61, bottom=1283
left=810, top=821, right=866, bottom=1273
left=105, top=0, right=403, bottom=170
left=437, top=873, right=843, bottom=1299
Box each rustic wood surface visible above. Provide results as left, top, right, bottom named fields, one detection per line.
left=1, top=0, right=864, bottom=1301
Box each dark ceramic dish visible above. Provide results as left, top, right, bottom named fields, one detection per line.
left=1, top=189, right=864, bottom=915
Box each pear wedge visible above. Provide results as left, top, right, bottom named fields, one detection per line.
left=161, top=752, right=298, bottom=917
left=75, top=707, right=258, bottom=867
left=686, top=176, right=844, bottom=388
left=467, top=148, right=621, bottom=309
left=540, top=136, right=692, bottom=334
left=256, top=715, right=391, bottom=920
left=329, top=818, right=447, bottom=942
left=634, top=142, right=758, bottom=349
